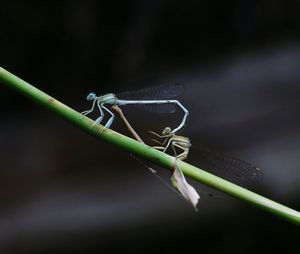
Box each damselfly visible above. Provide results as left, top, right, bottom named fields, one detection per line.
left=82, top=83, right=188, bottom=134
left=149, top=127, right=191, bottom=161
left=150, top=127, right=262, bottom=189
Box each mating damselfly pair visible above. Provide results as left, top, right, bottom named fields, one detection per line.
left=82, top=83, right=261, bottom=208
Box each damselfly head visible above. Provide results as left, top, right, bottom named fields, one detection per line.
left=86, top=92, right=96, bottom=101
left=162, top=127, right=172, bottom=135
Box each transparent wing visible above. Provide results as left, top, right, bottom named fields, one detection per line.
left=117, top=83, right=184, bottom=113
left=137, top=104, right=177, bottom=113
left=117, top=83, right=184, bottom=100
left=193, top=144, right=262, bottom=188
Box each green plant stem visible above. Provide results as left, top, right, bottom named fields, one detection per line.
left=1, top=66, right=300, bottom=225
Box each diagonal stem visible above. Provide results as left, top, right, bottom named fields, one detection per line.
left=0, top=66, right=299, bottom=225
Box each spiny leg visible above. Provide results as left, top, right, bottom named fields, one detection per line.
left=162, top=138, right=173, bottom=153
left=152, top=137, right=172, bottom=152
left=148, top=130, right=170, bottom=139
left=102, top=104, right=115, bottom=128
left=159, top=136, right=169, bottom=146
left=152, top=146, right=167, bottom=150
left=92, top=101, right=104, bottom=126
left=82, top=99, right=96, bottom=115
left=151, top=137, right=169, bottom=145
left=151, top=138, right=163, bottom=145
left=172, top=142, right=189, bottom=160
left=171, top=142, right=178, bottom=158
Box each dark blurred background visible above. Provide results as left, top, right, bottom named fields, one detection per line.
left=0, top=1, right=300, bottom=253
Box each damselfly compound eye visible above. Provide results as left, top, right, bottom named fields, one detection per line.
left=86, top=92, right=96, bottom=101
left=162, top=127, right=172, bottom=135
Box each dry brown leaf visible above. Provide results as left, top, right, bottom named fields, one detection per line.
left=171, top=162, right=200, bottom=210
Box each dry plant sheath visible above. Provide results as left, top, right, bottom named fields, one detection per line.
left=111, top=105, right=144, bottom=143
left=0, top=66, right=299, bottom=225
